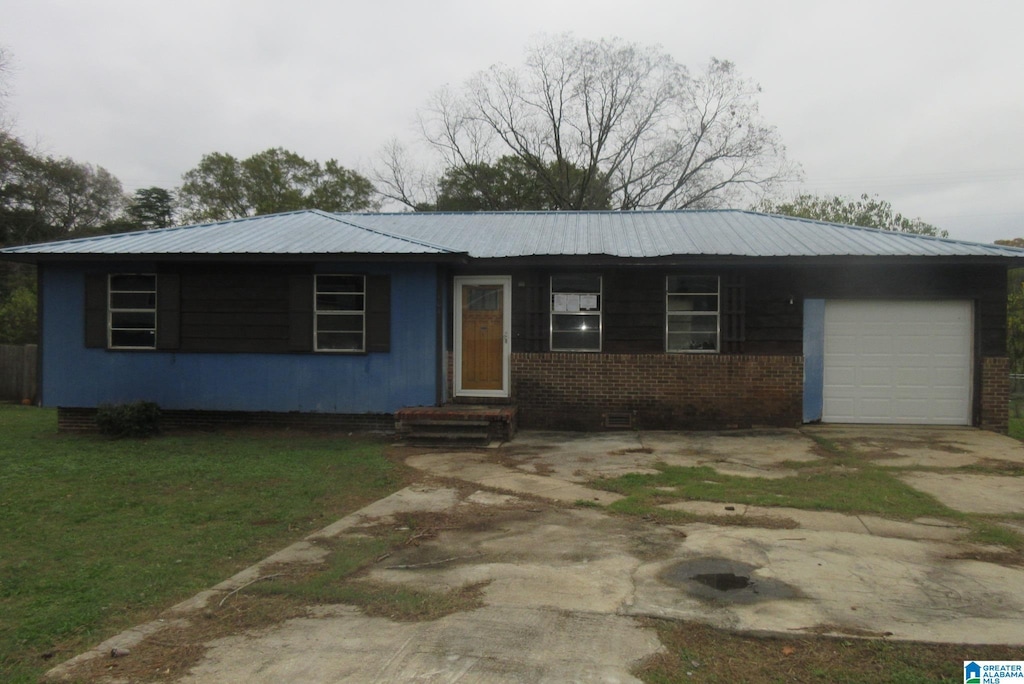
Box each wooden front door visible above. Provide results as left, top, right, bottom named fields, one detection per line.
left=454, top=276, right=510, bottom=397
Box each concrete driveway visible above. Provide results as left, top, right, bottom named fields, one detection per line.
left=48, top=426, right=1024, bottom=683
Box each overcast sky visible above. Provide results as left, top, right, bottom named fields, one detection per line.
left=3, top=0, right=1022, bottom=242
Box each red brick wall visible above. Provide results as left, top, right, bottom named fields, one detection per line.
left=981, top=356, right=1009, bottom=433
left=510, top=353, right=803, bottom=430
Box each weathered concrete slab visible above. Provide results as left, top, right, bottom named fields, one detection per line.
left=660, top=501, right=968, bottom=541
left=309, top=485, right=461, bottom=539
left=643, top=429, right=822, bottom=476
left=406, top=452, right=622, bottom=504
left=504, top=429, right=822, bottom=482
left=630, top=524, right=1024, bottom=644
left=178, top=605, right=661, bottom=684
left=806, top=425, right=1024, bottom=468
left=898, top=472, right=1024, bottom=515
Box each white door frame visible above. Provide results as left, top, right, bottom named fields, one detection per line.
left=453, top=275, right=511, bottom=398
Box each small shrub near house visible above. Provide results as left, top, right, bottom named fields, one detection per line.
left=95, top=401, right=161, bottom=438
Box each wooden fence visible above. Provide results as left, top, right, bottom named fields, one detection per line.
left=0, top=344, right=37, bottom=402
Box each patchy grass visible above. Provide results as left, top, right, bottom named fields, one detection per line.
left=591, top=440, right=1024, bottom=556
left=593, top=463, right=955, bottom=520
left=0, top=405, right=412, bottom=684
left=636, top=619, right=1024, bottom=684
left=1009, top=415, right=1024, bottom=441
left=247, top=534, right=487, bottom=622
left=68, top=530, right=488, bottom=683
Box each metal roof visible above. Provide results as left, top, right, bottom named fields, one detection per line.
left=3, top=208, right=1023, bottom=261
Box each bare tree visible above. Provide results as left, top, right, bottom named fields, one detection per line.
left=377, top=35, right=799, bottom=211
left=0, top=45, right=12, bottom=131
left=374, top=139, right=438, bottom=210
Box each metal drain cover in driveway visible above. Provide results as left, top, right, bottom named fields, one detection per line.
left=660, top=558, right=802, bottom=604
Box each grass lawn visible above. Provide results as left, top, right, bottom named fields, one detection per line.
left=1009, top=415, right=1024, bottom=441
left=0, top=404, right=412, bottom=684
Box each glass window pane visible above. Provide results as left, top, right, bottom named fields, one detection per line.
left=667, top=294, right=718, bottom=312
left=552, top=330, right=601, bottom=351
left=316, top=293, right=364, bottom=311
left=668, top=331, right=717, bottom=352
left=110, top=292, right=156, bottom=309
left=465, top=286, right=501, bottom=311
left=668, top=315, right=718, bottom=334
left=111, top=311, right=156, bottom=329
left=552, top=313, right=600, bottom=333
left=111, top=330, right=156, bottom=348
left=317, top=313, right=363, bottom=332
left=317, top=332, right=363, bottom=351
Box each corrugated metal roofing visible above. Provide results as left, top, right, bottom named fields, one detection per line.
left=3, top=208, right=1023, bottom=260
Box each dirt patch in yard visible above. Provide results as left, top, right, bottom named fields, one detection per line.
left=65, top=595, right=308, bottom=683
left=634, top=618, right=1024, bottom=684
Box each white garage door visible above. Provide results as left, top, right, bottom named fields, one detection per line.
left=823, top=300, right=972, bottom=424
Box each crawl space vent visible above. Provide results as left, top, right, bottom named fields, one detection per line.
left=603, top=412, right=633, bottom=429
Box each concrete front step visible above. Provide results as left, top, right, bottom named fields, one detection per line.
left=395, top=405, right=518, bottom=446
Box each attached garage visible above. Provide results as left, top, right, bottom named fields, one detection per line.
left=821, top=300, right=973, bottom=425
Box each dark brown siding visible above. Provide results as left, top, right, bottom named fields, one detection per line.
left=178, top=268, right=292, bottom=353
left=365, top=274, right=391, bottom=353
left=472, top=263, right=1006, bottom=359
left=156, top=273, right=181, bottom=350
left=83, top=273, right=107, bottom=348
left=288, top=274, right=314, bottom=351
left=604, top=270, right=663, bottom=354
left=744, top=268, right=802, bottom=354
left=506, top=267, right=748, bottom=355
left=794, top=263, right=1007, bottom=356
left=510, top=271, right=548, bottom=353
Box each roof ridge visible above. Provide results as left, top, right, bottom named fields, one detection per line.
left=313, top=210, right=463, bottom=254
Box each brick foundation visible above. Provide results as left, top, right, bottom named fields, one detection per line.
left=57, top=407, right=394, bottom=434
left=510, top=353, right=803, bottom=430
left=981, top=356, right=1009, bottom=433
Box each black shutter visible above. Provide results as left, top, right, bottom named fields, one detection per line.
left=84, top=274, right=107, bottom=348
left=288, top=274, right=314, bottom=351
left=365, top=275, right=391, bottom=353
left=721, top=274, right=745, bottom=354
left=156, top=273, right=180, bottom=350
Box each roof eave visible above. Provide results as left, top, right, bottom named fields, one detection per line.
left=2, top=251, right=470, bottom=265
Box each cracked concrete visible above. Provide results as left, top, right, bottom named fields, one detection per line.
left=47, top=427, right=1024, bottom=683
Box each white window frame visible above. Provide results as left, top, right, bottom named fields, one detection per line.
left=108, top=274, right=157, bottom=349
left=666, top=275, right=720, bottom=353
left=314, top=274, right=365, bottom=353
left=550, top=274, right=602, bottom=352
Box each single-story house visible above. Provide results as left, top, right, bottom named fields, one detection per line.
left=2, top=209, right=1021, bottom=434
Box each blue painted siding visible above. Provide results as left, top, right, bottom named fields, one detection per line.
left=802, top=299, right=825, bottom=422
left=40, top=263, right=440, bottom=413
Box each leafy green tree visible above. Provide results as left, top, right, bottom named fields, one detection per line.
left=178, top=148, right=378, bottom=222
left=127, top=187, right=175, bottom=230
left=996, top=239, right=1024, bottom=375
left=1008, top=286, right=1024, bottom=376
left=0, top=285, right=36, bottom=344
left=424, top=156, right=612, bottom=211
left=756, top=193, right=947, bottom=237
left=0, top=132, right=126, bottom=244
left=377, top=35, right=798, bottom=211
